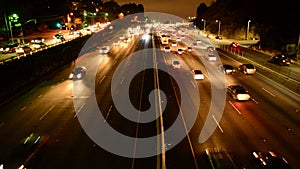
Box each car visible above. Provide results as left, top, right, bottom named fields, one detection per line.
left=69, top=66, right=87, bottom=80
left=164, top=46, right=171, bottom=52
left=268, top=54, right=291, bottom=66
left=0, top=43, right=18, bottom=53
left=177, top=48, right=184, bottom=54
left=219, top=64, right=236, bottom=74
left=99, top=46, right=110, bottom=54
left=176, top=37, right=181, bottom=42
left=113, top=41, right=120, bottom=46
left=172, top=60, right=181, bottom=69
left=238, top=63, right=256, bottom=74
left=187, top=47, right=193, bottom=52
left=215, top=35, right=222, bottom=40
left=31, top=42, right=47, bottom=49
left=230, top=42, right=239, bottom=48
left=196, top=40, right=202, bottom=44
left=227, top=85, right=250, bottom=101
left=53, top=33, right=65, bottom=42
left=192, top=69, right=204, bottom=80
left=11, top=133, right=49, bottom=169
left=205, top=148, right=238, bottom=169
left=207, top=46, right=215, bottom=52
left=171, top=41, right=177, bottom=47
left=206, top=54, right=217, bottom=62
left=31, top=37, right=45, bottom=43
left=252, top=151, right=291, bottom=169
left=16, top=45, right=32, bottom=54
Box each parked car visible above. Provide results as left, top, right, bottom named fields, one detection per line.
left=227, top=84, right=251, bottom=101
left=269, top=54, right=291, bottom=66
left=191, top=69, right=204, bottom=80
left=238, top=63, right=256, bottom=74
left=69, top=66, right=87, bottom=80
left=16, top=45, right=32, bottom=54
left=252, top=151, right=291, bottom=169
left=219, top=64, right=236, bottom=74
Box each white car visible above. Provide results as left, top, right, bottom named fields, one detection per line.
left=206, top=54, right=217, bottom=62
left=164, top=46, right=171, bottom=52
left=172, top=60, right=181, bottom=69
left=227, top=85, right=250, bottom=101
left=171, top=41, right=177, bottom=47
left=196, top=40, right=202, bottom=44
left=99, top=46, right=110, bottom=54
left=192, top=70, right=204, bottom=80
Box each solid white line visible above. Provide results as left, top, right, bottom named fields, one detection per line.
left=99, top=76, right=106, bottom=84
left=39, top=105, right=55, bottom=120
left=212, top=115, right=224, bottom=133
left=74, top=103, right=86, bottom=118
left=251, top=98, right=259, bottom=104
left=104, top=105, right=113, bottom=122
left=190, top=80, right=196, bottom=88
left=20, top=106, right=26, bottom=111
left=120, top=76, right=125, bottom=85
left=228, top=101, right=242, bottom=114
left=262, top=87, right=276, bottom=97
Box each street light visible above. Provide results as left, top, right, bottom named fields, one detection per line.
left=20, top=19, right=37, bottom=44
left=246, top=20, right=251, bottom=40
left=201, top=19, right=206, bottom=32
left=216, top=20, right=221, bottom=37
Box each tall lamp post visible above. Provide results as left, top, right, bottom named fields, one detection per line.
left=216, top=20, right=221, bottom=37
left=246, top=20, right=251, bottom=40
left=20, top=19, right=37, bottom=44
left=201, top=19, right=206, bottom=32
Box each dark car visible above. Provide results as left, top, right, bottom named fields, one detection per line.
left=54, top=33, right=66, bottom=42
left=219, top=64, right=236, bottom=74
left=227, top=85, right=250, bottom=101
left=205, top=148, right=238, bottom=169
left=269, top=54, right=291, bottom=66
left=252, top=151, right=291, bottom=169
left=16, top=45, right=32, bottom=54
left=69, top=66, right=87, bottom=80
left=31, top=37, right=44, bottom=43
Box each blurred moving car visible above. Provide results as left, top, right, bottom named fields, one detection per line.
left=99, top=46, right=110, bottom=54
left=207, top=46, right=215, bottom=52
left=31, top=37, right=44, bottom=43
left=172, top=60, right=181, bottom=69
left=177, top=48, right=184, bottom=55
left=0, top=43, right=18, bottom=53
left=31, top=42, right=47, bottom=49
left=69, top=66, right=87, bottom=80
left=171, top=41, right=177, bottom=47
left=187, top=47, right=193, bottom=52
left=192, top=69, right=204, bottom=80
left=252, top=151, right=291, bottom=169
left=53, top=33, right=66, bottom=43
left=230, top=42, right=239, bottom=48
left=205, top=148, right=238, bottom=169
left=206, top=54, right=217, bottom=62
left=196, top=40, right=202, bottom=44
left=219, top=64, right=236, bottom=74
left=238, top=63, right=256, bottom=74
left=227, top=85, right=250, bottom=101
left=11, top=133, right=49, bottom=169
left=16, top=45, right=32, bottom=54
left=268, top=54, right=291, bottom=66
left=164, top=46, right=171, bottom=52
left=215, top=36, right=222, bottom=40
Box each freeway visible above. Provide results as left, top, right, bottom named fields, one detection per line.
left=0, top=25, right=299, bottom=169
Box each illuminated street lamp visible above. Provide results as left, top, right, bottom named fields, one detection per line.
left=216, top=19, right=221, bottom=37
left=246, top=20, right=251, bottom=40
left=201, top=19, right=206, bottom=32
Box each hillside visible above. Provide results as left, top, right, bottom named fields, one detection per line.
left=195, top=0, right=299, bottom=51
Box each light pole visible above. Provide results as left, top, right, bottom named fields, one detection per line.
left=216, top=20, right=221, bottom=37
left=246, top=20, right=251, bottom=40
left=201, top=19, right=206, bottom=32
left=20, top=19, right=37, bottom=44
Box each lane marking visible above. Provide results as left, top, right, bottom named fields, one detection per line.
left=74, top=103, right=86, bottom=118
left=251, top=98, right=259, bottom=104
left=212, top=115, right=224, bottom=133
left=39, top=105, right=55, bottom=120
left=120, top=76, right=125, bottom=85
left=99, top=76, right=106, bottom=84
left=228, top=101, right=242, bottom=114
left=190, top=80, right=196, bottom=88
left=104, top=105, right=113, bottom=122
left=20, top=106, right=26, bottom=111
left=262, top=87, right=276, bottom=97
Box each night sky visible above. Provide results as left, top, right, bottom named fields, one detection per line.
left=113, top=0, right=215, bottom=19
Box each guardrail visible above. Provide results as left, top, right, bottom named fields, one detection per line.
left=219, top=45, right=300, bottom=93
